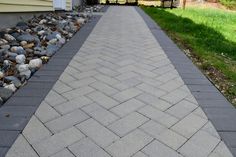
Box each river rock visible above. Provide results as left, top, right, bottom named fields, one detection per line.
left=0, top=71, right=4, bottom=79
left=17, top=64, right=31, bottom=79
left=0, top=87, right=13, bottom=101
left=17, top=34, right=38, bottom=42
left=58, top=38, right=66, bottom=45
left=20, top=41, right=27, bottom=46
left=0, top=45, right=10, bottom=50
left=29, top=58, right=42, bottom=69
left=16, top=21, right=28, bottom=30
left=76, top=18, right=86, bottom=25
left=46, top=32, right=61, bottom=41
left=15, top=54, right=26, bottom=64
left=38, top=30, right=46, bottom=36
left=2, top=60, right=11, bottom=72
left=4, top=76, right=21, bottom=88
left=4, top=34, right=16, bottom=42
left=23, top=43, right=34, bottom=49
left=46, top=45, right=59, bottom=56
left=48, top=38, right=58, bottom=45
left=0, top=39, right=8, bottom=46
left=4, top=83, right=17, bottom=92
left=7, top=52, right=17, bottom=61
left=39, top=19, right=47, bottom=25
left=10, top=46, right=26, bottom=55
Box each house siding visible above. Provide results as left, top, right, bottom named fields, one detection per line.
left=0, top=0, right=72, bottom=12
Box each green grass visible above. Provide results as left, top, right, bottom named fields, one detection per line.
left=219, top=0, right=236, bottom=9
left=141, top=6, right=236, bottom=106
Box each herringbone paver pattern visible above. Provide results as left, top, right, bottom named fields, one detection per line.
left=6, top=6, right=233, bottom=157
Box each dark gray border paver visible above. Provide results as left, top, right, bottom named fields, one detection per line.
left=0, top=13, right=103, bottom=157
left=136, top=6, right=236, bottom=156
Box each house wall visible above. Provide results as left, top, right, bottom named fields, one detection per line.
left=0, top=0, right=72, bottom=12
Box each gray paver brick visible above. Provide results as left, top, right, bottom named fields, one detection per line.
left=54, top=96, right=93, bottom=115
left=82, top=103, right=119, bottom=126
left=106, top=129, right=153, bottom=157
left=90, top=81, right=119, bottom=96
left=6, top=135, right=39, bottom=157
left=33, top=127, right=85, bottom=157
left=35, top=101, right=61, bottom=123
left=108, top=112, right=149, bottom=137
left=76, top=118, right=119, bottom=148
left=142, top=140, right=183, bottom=157
left=137, top=83, right=166, bottom=98
left=178, top=130, right=220, bottom=157
left=68, top=138, right=111, bottom=157
left=136, top=93, right=172, bottom=111
left=110, top=98, right=146, bottom=117
left=50, top=149, right=75, bottom=157
left=132, top=151, right=148, bottom=157
left=139, top=106, right=178, bottom=128
left=171, top=113, right=208, bottom=138
left=112, top=88, right=143, bottom=102
left=23, top=116, right=52, bottom=144
left=45, top=90, right=68, bottom=107
left=62, top=86, right=95, bottom=100
left=87, top=91, right=119, bottom=109
left=45, top=109, right=89, bottom=133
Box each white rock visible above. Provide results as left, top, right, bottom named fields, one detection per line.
left=15, top=54, right=26, bottom=64
left=4, top=34, right=16, bottom=41
left=4, top=83, right=17, bottom=92
left=38, top=30, right=45, bottom=36
left=0, top=71, right=4, bottom=79
left=56, top=34, right=62, bottom=39
left=17, top=64, right=31, bottom=79
left=76, top=18, right=85, bottom=25
left=29, top=58, right=42, bottom=69
left=58, top=38, right=66, bottom=45
left=48, top=38, right=58, bottom=45
left=20, top=41, right=27, bottom=46
left=39, top=19, right=47, bottom=25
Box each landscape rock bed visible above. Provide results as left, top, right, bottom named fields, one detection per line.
left=0, top=5, right=103, bottom=106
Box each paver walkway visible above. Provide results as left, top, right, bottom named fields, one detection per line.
left=6, top=6, right=233, bottom=157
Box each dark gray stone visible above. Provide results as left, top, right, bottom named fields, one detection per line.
left=0, top=147, right=8, bottom=157
left=16, top=34, right=38, bottom=43
left=46, top=45, right=59, bottom=57
left=0, top=106, right=36, bottom=118
left=0, top=131, right=19, bottom=147
left=0, top=117, right=28, bottom=130
left=0, top=88, right=13, bottom=101
left=4, top=76, right=21, bottom=88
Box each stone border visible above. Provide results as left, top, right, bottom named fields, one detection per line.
left=0, top=13, right=103, bottom=157
left=136, top=7, right=236, bottom=156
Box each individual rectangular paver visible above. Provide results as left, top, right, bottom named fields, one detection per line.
left=138, top=106, right=178, bottom=128
left=142, top=140, right=183, bottom=157
left=6, top=135, right=39, bottom=157
left=23, top=116, right=52, bottom=144
left=51, top=149, right=75, bottom=157
left=106, top=129, right=153, bottom=157
left=87, top=91, right=119, bottom=109
left=166, top=99, right=198, bottom=119
left=140, top=120, right=187, bottom=150
left=45, top=109, right=89, bottom=133
left=171, top=113, right=208, bottom=138
left=35, top=101, right=60, bottom=123
left=90, top=81, right=119, bottom=96
left=137, top=83, right=166, bottom=98
left=45, top=90, right=68, bottom=107
left=54, top=96, right=92, bottom=115
left=68, top=138, right=111, bottom=157
left=110, top=98, right=146, bottom=117
left=112, top=88, right=143, bottom=102
left=82, top=103, right=119, bottom=126
left=32, top=127, right=85, bottom=157
left=62, top=86, right=95, bottom=99
left=136, top=93, right=172, bottom=111
left=178, top=130, right=220, bottom=157
left=76, top=118, right=119, bottom=148
left=108, top=112, right=149, bottom=137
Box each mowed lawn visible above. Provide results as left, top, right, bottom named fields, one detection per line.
left=141, top=6, right=236, bottom=106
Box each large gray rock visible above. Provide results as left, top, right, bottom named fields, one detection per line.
left=46, top=45, right=59, bottom=57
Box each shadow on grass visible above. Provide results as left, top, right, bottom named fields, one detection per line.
left=143, top=7, right=236, bottom=60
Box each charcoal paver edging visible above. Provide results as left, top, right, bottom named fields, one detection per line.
left=0, top=14, right=103, bottom=157
left=136, top=6, right=236, bottom=156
